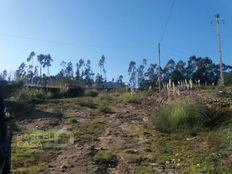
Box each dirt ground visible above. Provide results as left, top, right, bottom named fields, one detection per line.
left=10, top=88, right=232, bottom=174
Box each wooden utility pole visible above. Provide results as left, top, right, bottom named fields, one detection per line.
left=158, top=43, right=161, bottom=92
left=215, top=14, right=224, bottom=86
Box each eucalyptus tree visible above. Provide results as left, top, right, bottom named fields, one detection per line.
left=144, top=64, right=157, bottom=87
left=128, top=61, right=137, bottom=89
left=27, top=51, right=36, bottom=67
left=0, top=70, right=8, bottom=80
left=99, top=55, right=106, bottom=81
left=37, top=54, right=45, bottom=77
left=84, top=60, right=94, bottom=86
left=116, top=75, right=124, bottom=85
left=76, top=59, right=85, bottom=80
left=15, top=63, right=26, bottom=80
left=43, top=54, right=53, bottom=76
left=65, top=61, right=74, bottom=79
left=163, top=59, right=176, bottom=82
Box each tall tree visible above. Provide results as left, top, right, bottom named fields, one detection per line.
left=37, top=54, right=45, bottom=77
left=163, top=59, right=176, bottom=82
left=128, top=61, right=137, bottom=89
left=65, top=61, right=74, bottom=79
left=15, top=63, right=26, bottom=80
left=116, top=75, right=124, bottom=85
left=84, top=60, right=94, bottom=86
left=99, top=55, right=106, bottom=81
left=137, top=65, right=145, bottom=88
left=27, top=51, right=36, bottom=83
left=95, top=73, right=104, bottom=84
left=171, top=60, right=186, bottom=84
left=43, top=54, right=53, bottom=76
left=186, top=56, right=198, bottom=79
left=27, top=51, right=36, bottom=67
left=76, top=59, right=85, bottom=80
left=145, top=64, right=157, bottom=87
left=1, top=70, right=8, bottom=80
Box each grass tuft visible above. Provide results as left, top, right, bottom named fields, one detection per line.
left=94, top=150, right=117, bottom=165
left=122, top=92, right=143, bottom=104
left=154, top=98, right=210, bottom=134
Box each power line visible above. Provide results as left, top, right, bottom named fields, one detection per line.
left=160, top=0, right=176, bottom=43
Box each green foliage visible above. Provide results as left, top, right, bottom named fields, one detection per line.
left=65, top=118, right=78, bottom=124
left=73, top=120, right=104, bottom=144
left=64, top=87, right=84, bottom=97
left=224, top=72, right=232, bottom=86
left=78, top=98, right=97, bottom=109
left=13, top=89, right=52, bottom=104
left=122, top=92, right=143, bottom=104
left=136, top=165, right=155, bottom=174
left=97, top=100, right=113, bottom=113
left=94, top=150, right=117, bottom=165
left=84, top=89, right=98, bottom=97
left=12, top=130, right=54, bottom=174
left=154, top=98, right=210, bottom=134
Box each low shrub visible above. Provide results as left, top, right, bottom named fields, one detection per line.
left=122, top=92, right=143, bottom=104
left=78, top=98, right=97, bottom=109
left=154, top=98, right=210, bottom=134
left=94, top=150, right=117, bottom=165
left=13, top=89, right=51, bottom=104
left=97, top=101, right=113, bottom=113
left=84, top=89, right=98, bottom=97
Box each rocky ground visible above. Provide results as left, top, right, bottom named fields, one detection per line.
left=9, top=88, right=232, bottom=174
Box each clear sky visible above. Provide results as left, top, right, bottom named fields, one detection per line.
left=0, top=0, right=231, bottom=82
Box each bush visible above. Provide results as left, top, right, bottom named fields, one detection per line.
left=97, top=100, right=113, bottom=113
left=94, top=150, right=117, bottom=165
left=154, top=98, right=210, bottom=134
left=78, top=98, right=97, bottom=109
left=122, top=92, right=143, bottom=104
left=14, top=89, right=50, bottom=104
left=84, top=89, right=98, bottom=97
left=64, top=87, right=84, bottom=98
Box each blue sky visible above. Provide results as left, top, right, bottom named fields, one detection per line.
left=0, top=0, right=231, bottom=82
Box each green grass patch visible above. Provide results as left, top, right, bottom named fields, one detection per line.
left=77, top=98, right=97, bottom=109
left=154, top=98, right=210, bottom=134
left=136, top=165, right=155, bottom=174
left=84, top=89, right=99, bottom=97
left=12, top=129, right=72, bottom=173
left=12, top=163, right=46, bottom=174
left=72, top=120, right=104, bottom=144
left=122, top=92, right=143, bottom=104
left=94, top=150, right=117, bottom=165
left=97, top=100, right=113, bottom=113
left=13, top=88, right=52, bottom=104
left=12, top=130, right=54, bottom=173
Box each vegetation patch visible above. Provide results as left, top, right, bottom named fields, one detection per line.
left=97, top=100, right=114, bottom=113
left=135, top=165, right=155, bottom=174
left=84, top=89, right=99, bottom=97
left=154, top=98, right=210, bottom=134
left=73, top=120, right=104, bottom=144
left=12, top=130, right=55, bottom=173
left=77, top=98, right=97, bottom=109
left=122, top=92, right=143, bottom=104
left=13, top=88, right=52, bottom=104
left=94, top=150, right=117, bottom=165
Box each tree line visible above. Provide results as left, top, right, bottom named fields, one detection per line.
left=0, top=51, right=232, bottom=88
